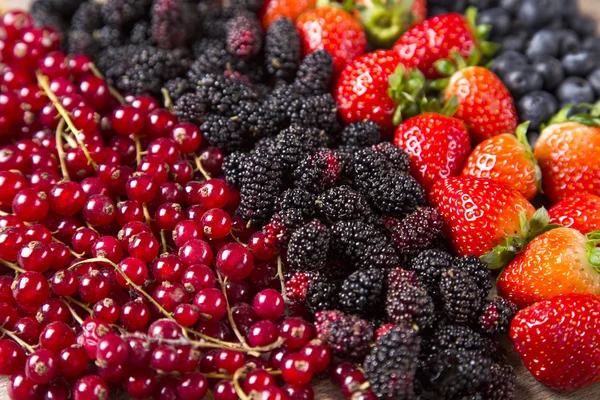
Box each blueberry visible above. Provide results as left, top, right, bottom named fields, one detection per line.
left=555, top=29, right=581, bottom=56
left=562, top=51, right=600, bottom=77
left=517, top=91, right=558, bottom=130
left=491, top=51, right=529, bottom=79
left=428, top=6, right=450, bottom=17
left=478, top=8, right=512, bottom=38
left=556, top=77, right=595, bottom=106
left=587, top=68, right=600, bottom=95
left=517, top=0, right=561, bottom=30
left=560, top=2, right=579, bottom=18
left=502, top=30, right=530, bottom=53
left=583, top=37, right=600, bottom=53
left=567, top=15, right=597, bottom=38
left=503, top=65, right=544, bottom=99
left=500, top=0, right=520, bottom=14
left=532, top=56, right=565, bottom=92
left=467, top=0, right=493, bottom=10
left=526, top=30, right=559, bottom=59
left=527, top=130, right=540, bottom=148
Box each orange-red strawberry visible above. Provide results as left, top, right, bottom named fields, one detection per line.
left=548, top=194, right=600, bottom=234
left=498, top=227, right=600, bottom=308
left=393, top=13, right=477, bottom=78
left=296, top=6, right=367, bottom=74
left=534, top=120, right=600, bottom=204
left=444, top=66, right=518, bottom=144
left=259, top=0, right=316, bottom=30
left=462, top=123, right=540, bottom=200
left=393, top=112, right=471, bottom=191
left=429, top=176, right=535, bottom=257
left=510, top=294, right=600, bottom=392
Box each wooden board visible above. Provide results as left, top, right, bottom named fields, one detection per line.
left=2, top=0, right=600, bottom=398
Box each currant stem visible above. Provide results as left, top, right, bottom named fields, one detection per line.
left=232, top=367, right=251, bottom=400
left=0, top=258, right=25, bottom=273
left=132, top=134, right=143, bottom=167
left=55, top=119, right=71, bottom=181
left=217, top=273, right=251, bottom=350
left=88, top=63, right=126, bottom=105
left=161, top=88, right=174, bottom=112
left=193, top=155, right=211, bottom=180
left=0, top=327, right=35, bottom=353
left=277, top=256, right=287, bottom=303
left=63, top=299, right=85, bottom=325
left=160, top=230, right=168, bottom=254
left=65, top=295, right=93, bottom=315
left=142, top=203, right=153, bottom=230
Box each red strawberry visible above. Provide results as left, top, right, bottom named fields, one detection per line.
left=296, top=6, right=367, bottom=74
left=443, top=66, right=518, bottom=144
left=498, top=227, right=600, bottom=308
left=510, top=293, right=600, bottom=391
left=259, top=0, right=316, bottom=29
left=393, top=12, right=477, bottom=78
left=548, top=194, right=600, bottom=234
left=429, top=176, right=535, bottom=257
left=393, top=112, right=471, bottom=190
left=534, top=119, right=600, bottom=204
left=461, top=122, right=540, bottom=200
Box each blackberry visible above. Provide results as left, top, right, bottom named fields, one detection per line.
left=383, top=207, right=445, bottom=258
left=315, top=186, right=375, bottom=223
left=68, top=31, right=100, bottom=57
left=330, top=220, right=399, bottom=271
left=452, top=256, right=493, bottom=294
left=315, top=310, right=374, bottom=360
left=263, top=85, right=303, bottom=123
left=224, top=0, right=264, bottom=12
left=439, top=268, right=486, bottom=325
left=164, top=77, right=194, bottom=104
left=353, top=146, right=409, bottom=177
left=294, top=150, right=343, bottom=193
left=235, top=100, right=286, bottom=141
left=190, top=39, right=264, bottom=83
left=372, top=142, right=411, bottom=173
left=200, top=114, right=247, bottom=153
left=237, top=149, right=284, bottom=224
left=199, top=7, right=236, bottom=39
left=406, top=249, right=454, bottom=297
left=101, top=0, right=152, bottom=28
left=222, top=152, right=247, bottom=188
left=289, top=94, right=341, bottom=134
left=173, top=93, right=209, bottom=124
left=130, top=21, right=157, bottom=46
left=338, top=121, right=382, bottom=153
left=95, top=25, right=125, bottom=50
left=152, top=0, right=200, bottom=49
left=386, top=268, right=435, bottom=330
left=71, top=1, right=103, bottom=33
left=50, top=0, right=85, bottom=17
left=269, top=125, right=330, bottom=173
left=306, top=279, right=339, bottom=314
left=226, top=11, right=263, bottom=59
left=480, top=364, right=516, bottom=400
left=286, top=220, right=331, bottom=273
left=478, top=297, right=518, bottom=335
left=262, top=208, right=306, bottom=248
left=364, top=325, right=421, bottom=400
left=420, top=324, right=499, bottom=399
left=293, top=50, right=335, bottom=96
left=264, top=17, right=301, bottom=81
left=30, top=0, right=66, bottom=33
left=278, top=189, right=315, bottom=219
left=195, top=74, right=259, bottom=117
left=339, top=268, right=385, bottom=317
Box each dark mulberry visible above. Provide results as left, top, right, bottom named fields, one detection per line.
left=289, top=94, right=341, bottom=134
left=306, top=279, right=339, bottom=314
left=71, top=1, right=103, bottom=33
left=338, top=121, right=382, bottom=153
left=265, top=17, right=301, bottom=81
left=293, top=50, right=334, bottom=96
left=173, top=93, right=208, bottom=124
left=195, top=74, right=259, bottom=117
left=286, top=220, right=331, bottom=273
left=278, top=189, right=315, bottom=219
left=151, top=0, right=200, bottom=49
left=383, top=207, right=445, bottom=258
left=478, top=297, right=518, bottom=335
left=101, top=0, right=152, bottom=28
left=315, top=310, right=374, bottom=360
left=339, top=268, right=385, bottom=317
left=406, top=249, right=454, bottom=298
left=164, top=77, right=194, bottom=104
left=294, top=150, right=343, bottom=193
left=200, top=114, right=247, bottom=153
left=222, top=151, right=247, bottom=188
left=386, top=268, right=435, bottom=330
left=439, top=268, right=486, bottom=325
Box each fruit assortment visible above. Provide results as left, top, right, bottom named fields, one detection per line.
left=0, top=0, right=600, bottom=399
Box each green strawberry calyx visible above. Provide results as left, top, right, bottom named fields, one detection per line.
left=481, top=207, right=561, bottom=270
left=586, top=231, right=600, bottom=272
left=465, top=7, right=499, bottom=60
left=546, top=102, right=600, bottom=128
left=514, top=122, right=543, bottom=194
left=356, top=0, right=417, bottom=49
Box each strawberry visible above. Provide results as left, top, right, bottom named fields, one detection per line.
left=462, top=122, right=540, bottom=200
left=392, top=12, right=478, bottom=79
left=443, top=65, right=518, bottom=144
left=393, top=112, right=471, bottom=191
left=498, top=227, right=600, bottom=308
left=335, top=51, right=426, bottom=136
left=429, top=176, right=536, bottom=257
left=296, top=6, right=367, bottom=74
left=534, top=109, right=600, bottom=204
left=259, top=0, right=316, bottom=30
left=510, top=293, right=600, bottom=391
left=548, top=194, right=600, bottom=234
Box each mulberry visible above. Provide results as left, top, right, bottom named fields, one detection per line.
left=386, top=268, right=435, bottom=329
left=439, top=268, right=486, bottom=325
left=222, top=152, right=247, bottom=188
left=306, top=280, right=339, bottom=314
left=226, top=11, right=263, bottom=58
left=278, top=189, right=316, bottom=219
left=478, top=297, right=518, bottom=335
left=315, top=186, right=377, bottom=224
left=200, top=114, right=247, bottom=153
left=286, top=220, right=331, bottom=273
left=173, top=93, right=208, bottom=124
left=293, top=50, right=334, bottom=96
left=289, top=94, right=341, bottom=134
left=294, top=150, right=343, bottom=193
left=406, top=249, right=454, bottom=298
left=101, top=0, right=152, bottom=28
left=383, top=207, right=445, bottom=258
left=338, top=121, right=382, bottom=153
left=315, top=310, right=374, bottom=360
left=151, top=0, right=200, bottom=49
left=265, top=17, right=301, bottom=81
left=195, top=74, right=259, bottom=116
left=339, top=268, right=385, bottom=317
left=71, top=1, right=103, bottom=33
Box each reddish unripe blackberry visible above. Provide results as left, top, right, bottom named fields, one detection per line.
left=226, top=11, right=263, bottom=58
left=315, top=310, right=374, bottom=360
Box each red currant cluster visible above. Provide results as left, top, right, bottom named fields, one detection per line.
left=0, top=9, right=349, bottom=400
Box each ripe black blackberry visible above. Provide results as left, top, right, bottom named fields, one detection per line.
left=315, top=310, right=374, bottom=361
left=353, top=146, right=409, bottom=177
left=293, top=50, right=335, bottom=96
left=386, top=268, right=435, bottom=330
left=200, top=114, right=247, bottom=153
left=222, top=152, right=247, bottom=188
left=480, top=364, right=517, bottom=400
left=339, top=268, right=385, bottom=317
left=50, top=0, right=85, bottom=17
left=293, top=150, right=343, bottom=193
left=278, top=189, right=315, bottom=219
left=71, top=1, right=103, bottom=33
left=173, top=93, right=208, bottom=124
left=226, top=11, right=263, bottom=59
left=198, top=7, right=236, bottom=40
left=235, top=100, right=286, bottom=141
left=286, top=220, right=331, bottom=273
left=67, top=31, right=99, bottom=57
left=101, top=0, right=152, bottom=28
left=420, top=324, right=500, bottom=399
left=195, top=74, right=259, bottom=117
left=452, top=256, right=493, bottom=294
left=223, top=0, right=264, bottom=12
left=439, top=268, right=486, bottom=326
left=129, top=21, right=157, bottom=46
left=383, top=207, right=445, bottom=258
left=94, top=25, right=125, bottom=49
left=406, top=249, right=454, bottom=298
left=478, top=297, right=518, bottom=335
left=338, top=121, right=382, bottom=153
left=330, top=220, right=399, bottom=271
left=305, top=279, right=339, bottom=314
left=315, top=186, right=375, bottom=223
left=164, top=77, right=194, bottom=103
left=236, top=149, right=284, bottom=225
left=264, top=17, right=301, bottom=81
left=289, top=94, right=341, bottom=134
left=364, top=325, right=421, bottom=400
left=371, top=142, right=411, bottom=174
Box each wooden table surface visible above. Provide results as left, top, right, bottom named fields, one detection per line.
left=2, top=0, right=600, bottom=398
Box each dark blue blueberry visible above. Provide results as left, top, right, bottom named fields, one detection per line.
left=532, top=56, right=565, bottom=92
left=517, top=91, right=558, bottom=130
left=587, top=68, right=600, bottom=95
left=467, top=0, right=494, bottom=10
left=428, top=6, right=450, bottom=17
left=556, top=29, right=581, bottom=56
left=562, top=51, right=600, bottom=77
left=517, top=0, right=561, bottom=29
left=503, top=65, right=544, bottom=99
left=527, top=130, right=540, bottom=148
left=478, top=8, right=512, bottom=39
left=502, top=30, right=530, bottom=53
left=526, top=29, right=559, bottom=59
left=567, top=15, right=597, bottom=38
left=583, top=37, right=600, bottom=53
left=491, top=51, right=529, bottom=79
left=556, top=77, right=595, bottom=107
left=500, top=0, right=520, bottom=14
